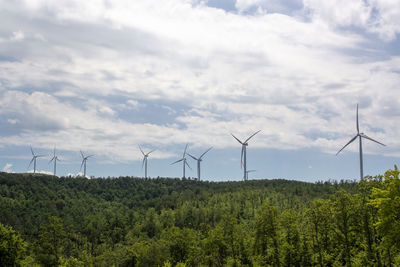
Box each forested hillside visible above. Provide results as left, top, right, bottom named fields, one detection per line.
left=0, top=168, right=399, bottom=266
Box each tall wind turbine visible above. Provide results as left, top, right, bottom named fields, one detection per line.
left=231, top=130, right=261, bottom=181
left=80, top=151, right=93, bottom=177
left=187, top=147, right=212, bottom=181
left=336, top=104, right=385, bottom=180
left=139, top=146, right=155, bottom=178
left=171, top=144, right=191, bottom=178
left=28, top=147, right=44, bottom=174
left=49, top=147, right=60, bottom=176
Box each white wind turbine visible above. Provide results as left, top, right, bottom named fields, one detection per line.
left=139, top=146, right=155, bottom=178
left=28, top=146, right=45, bottom=174
left=187, top=147, right=212, bottom=181
left=336, top=104, right=385, bottom=180
left=49, top=147, right=60, bottom=176
left=171, top=144, right=191, bottom=178
left=80, top=151, right=94, bottom=177
left=231, top=130, right=261, bottom=181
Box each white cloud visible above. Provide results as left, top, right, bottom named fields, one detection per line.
left=27, top=169, right=53, bottom=175
left=2, top=163, right=13, bottom=173
left=11, top=30, right=25, bottom=41
left=0, top=0, right=399, bottom=165
left=304, top=0, right=400, bottom=41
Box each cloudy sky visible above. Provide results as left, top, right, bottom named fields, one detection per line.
left=0, top=0, right=399, bottom=181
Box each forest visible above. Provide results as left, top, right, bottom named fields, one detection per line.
left=0, top=167, right=399, bottom=267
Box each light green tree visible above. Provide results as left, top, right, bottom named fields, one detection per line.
left=0, top=223, right=26, bottom=267
left=370, top=166, right=400, bottom=265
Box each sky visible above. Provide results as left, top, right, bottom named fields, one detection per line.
left=0, top=0, right=400, bottom=182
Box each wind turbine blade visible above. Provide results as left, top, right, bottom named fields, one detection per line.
left=245, top=130, right=261, bottom=143
left=148, top=150, right=155, bottom=155
left=231, top=133, right=243, bottom=144
left=37, top=155, right=45, bottom=158
left=80, top=150, right=84, bottom=159
left=139, top=145, right=145, bottom=156
left=142, top=157, right=146, bottom=169
left=171, top=158, right=184, bottom=165
left=360, top=134, right=386, bottom=146
left=187, top=153, right=198, bottom=161
left=356, top=104, right=359, bottom=134
left=80, top=160, right=85, bottom=171
left=199, top=147, right=213, bottom=159
left=240, top=146, right=244, bottom=168
left=336, top=135, right=358, bottom=155
left=185, top=161, right=192, bottom=170
left=49, top=157, right=55, bottom=164
left=183, top=144, right=188, bottom=157
left=30, top=146, right=34, bottom=156
left=28, top=158, right=34, bottom=168
left=87, top=155, right=94, bottom=158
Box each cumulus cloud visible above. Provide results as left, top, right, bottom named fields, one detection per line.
left=0, top=0, right=399, bottom=167
left=2, top=163, right=13, bottom=173
left=304, top=0, right=400, bottom=41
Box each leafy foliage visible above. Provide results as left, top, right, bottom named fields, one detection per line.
left=0, top=169, right=399, bottom=266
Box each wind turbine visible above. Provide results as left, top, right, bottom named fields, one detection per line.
left=28, top=147, right=45, bottom=174
left=171, top=144, right=191, bottom=178
left=139, top=146, right=155, bottom=178
left=336, top=104, right=385, bottom=180
left=187, top=147, right=212, bottom=181
left=231, top=130, right=261, bottom=181
left=49, top=147, right=60, bottom=176
left=80, top=151, right=93, bottom=178
left=245, top=169, right=256, bottom=180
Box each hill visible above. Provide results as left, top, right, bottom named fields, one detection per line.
left=0, top=170, right=399, bottom=266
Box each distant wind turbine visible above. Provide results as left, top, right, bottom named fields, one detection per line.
left=49, top=147, right=60, bottom=176
left=245, top=169, right=256, bottom=180
left=28, top=146, right=45, bottom=174
left=171, top=144, right=191, bottom=179
left=231, top=130, right=261, bottom=181
left=139, top=146, right=155, bottom=178
left=187, top=147, right=212, bottom=181
left=80, top=151, right=94, bottom=177
left=336, top=104, right=385, bottom=180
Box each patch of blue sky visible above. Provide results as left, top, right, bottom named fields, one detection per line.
left=0, top=55, right=19, bottom=62
left=107, top=95, right=191, bottom=126
left=206, top=0, right=237, bottom=12
left=0, top=119, right=24, bottom=136
left=334, top=27, right=400, bottom=61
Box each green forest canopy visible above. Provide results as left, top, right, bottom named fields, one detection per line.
left=0, top=167, right=399, bottom=266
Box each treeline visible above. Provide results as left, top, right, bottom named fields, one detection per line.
left=0, top=168, right=399, bottom=266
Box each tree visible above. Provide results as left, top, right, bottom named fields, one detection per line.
left=254, top=202, right=281, bottom=267
left=0, top=223, right=26, bottom=266
left=370, top=166, right=400, bottom=265
left=308, top=198, right=335, bottom=266
left=331, top=190, right=361, bottom=267
left=35, top=216, right=66, bottom=267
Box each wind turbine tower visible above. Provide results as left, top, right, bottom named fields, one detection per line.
left=187, top=147, right=212, bottom=181
left=246, top=170, right=256, bottom=180
left=28, top=147, right=44, bottom=174
left=139, top=146, right=155, bottom=178
left=49, top=147, right=60, bottom=176
left=336, top=104, right=385, bottom=180
left=80, top=151, right=93, bottom=177
left=171, top=144, right=191, bottom=179
left=231, top=130, right=261, bottom=181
